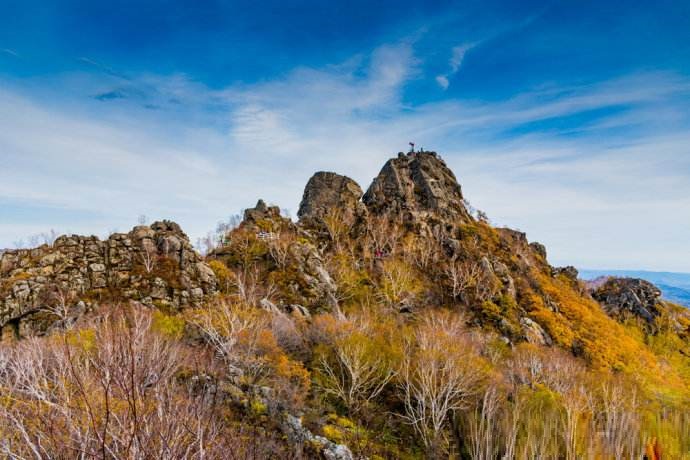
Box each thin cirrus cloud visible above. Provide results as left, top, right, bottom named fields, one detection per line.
left=436, top=43, right=476, bottom=90
left=1, top=41, right=689, bottom=271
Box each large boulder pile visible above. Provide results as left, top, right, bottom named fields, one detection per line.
left=0, top=220, right=217, bottom=338
left=590, top=277, right=662, bottom=324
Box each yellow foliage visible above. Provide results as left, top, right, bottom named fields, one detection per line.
left=208, top=259, right=233, bottom=294
left=529, top=270, right=690, bottom=402
left=188, top=300, right=310, bottom=408
left=478, top=300, right=502, bottom=322
left=378, top=258, right=423, bottom=305
left=526, top=294, right=576, bottom=347
left=250, top=399, right=267, bottom=416
left=220, top=228, right=269, bottom=268
left=312, top=308, right=404, bottom=413
left=328, top=414, right=356, bottom=429
left=151, top=310, right=185, bottom=339
left=322, top=424, right=346, bottom=443
left=65, top=328, right=96, bottom=353
left=327, top=252, right=373, bottom=306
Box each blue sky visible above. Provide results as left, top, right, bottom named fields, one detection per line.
left=1, top=0, right=690, bottom=271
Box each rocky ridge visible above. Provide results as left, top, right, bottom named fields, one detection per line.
left=295, top=151, right=685, bottom=343
left=2, top=150, right=684, bottom=346
left=0, top=220, right=217, bottom=339
left=287, top=152, right=560, bottom=344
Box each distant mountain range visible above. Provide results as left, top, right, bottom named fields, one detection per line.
left=579, top=269, right=690, bottom=307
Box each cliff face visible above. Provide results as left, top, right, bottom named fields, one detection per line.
left=0, top=220, right=217, bottom=338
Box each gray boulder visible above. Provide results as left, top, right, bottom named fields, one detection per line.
left=298, top=171, right=366, bottom=228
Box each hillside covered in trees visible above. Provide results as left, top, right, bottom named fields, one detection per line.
left=1, top=151, right=689, bottom=459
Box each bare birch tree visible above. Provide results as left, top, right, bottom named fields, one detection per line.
left=444, top=260, right=482, bottom=300
left=316, top=317, right=396, bottom=413
left=400, top=314, right=487, bottom=458
left=0, top=306, right=234, bottom=459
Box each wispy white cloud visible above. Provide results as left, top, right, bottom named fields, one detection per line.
left=0, top=44, right=417, bottom=247
left=436, top=43, right=476, bottom=90
left=2, top=48, right=19, bottom=57
left=2, top=44, right=690, bottom=271
left=449, top=44, right=473, bottom=72
left=449, top=133, right=690, bottom=271
left=435, top=75, right=450, bottom=90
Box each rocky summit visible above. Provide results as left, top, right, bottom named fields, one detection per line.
left=363, top=151, right=472, bottom=227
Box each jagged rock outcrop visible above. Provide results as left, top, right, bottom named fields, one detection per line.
left=492, top=260, right=516, bottom=298
left=284, top=415, right=353, bottom=460
left=0, top=220, right=217, bottom=338
left=285, top=241, right=338, bottom=308
left=530, top=242, right=547, bottom=260
left=363, top=151, right=472, bottom=227
left=590, top=277, right=662, bottom=323
left=243, top=199, right=283, bottom=228
left=552, top=266, right=580, bottom=285
left=298, top=172, right=366, bottom=228
left=213, top=200, right=337, bottom=311
left=521, top=317, right=553, bottom=346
